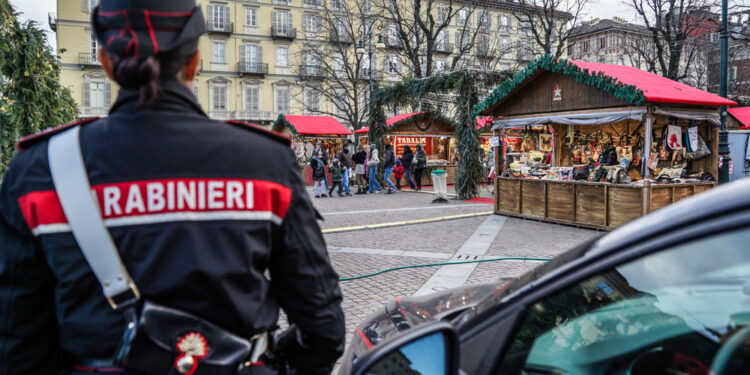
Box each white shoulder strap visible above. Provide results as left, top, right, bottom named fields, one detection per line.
left=48, top=126, right=140, bottom=310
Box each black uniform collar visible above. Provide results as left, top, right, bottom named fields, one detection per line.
left=109, top=79, right=207, bottom=117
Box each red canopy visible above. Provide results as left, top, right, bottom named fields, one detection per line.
left=571, top=61, right=737, bottom=107
left=386, top=112, right=424, bottom=126
left=358, top=114, right=498, bottom=134
left=354, top=127, right=369, bottom=134
left=280, top=115, right=351, bottom=135
left=729, top=107, right=750, bottom=129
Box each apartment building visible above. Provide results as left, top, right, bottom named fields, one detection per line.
left=51, top=0, right=551, bottom=126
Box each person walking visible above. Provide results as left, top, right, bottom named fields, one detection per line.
left=0, top=2, right=345, bottom=374
left=394, top=159, right=405, bottom=191
left=485, top=146, right=496, bottom=185
left=401, top=145, right=416, bottom=190
left=314, top=142, right=330, bottom=193
left=383, top=144, right=397, bottom=194
left=367, top=144, right=383, bottom=193
left=328, top=159, right=344, bottom=197
left=336, top=144, right=353, bottom=196
left=311, top=150, right=327, bottom=198
left=414, top=144, right=428, bottom=191
left=352, top=144, right=367, bottom=194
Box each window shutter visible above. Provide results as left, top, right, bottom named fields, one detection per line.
left=105, top=82, right=111, bottom=105
left=272, top=11, right=278, bottom=29
left=223, top=6, right=230, bottom=26
left=258, top=46, right=263, bottom=68
left=288, top=13, right=293, bottom=28
left=239, top=44, right=246, bottom=63
left=82, top=0, right=89, bottom=12
left=83, top=81, right=90, bottom=107
left=207, top=6, right=214, bottom=25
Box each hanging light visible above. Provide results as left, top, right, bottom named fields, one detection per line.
left=376, top=33, right=385, bottom=49
left=356, top=39, right=365, bottom=54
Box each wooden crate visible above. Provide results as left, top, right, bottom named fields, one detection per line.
left=521, top=180, right=546, bottom=217
left=546, top=182, right=575, bottom=222
left=499, top=179, right=521, bottom=213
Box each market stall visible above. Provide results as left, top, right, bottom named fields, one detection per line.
left=474, top=57, right=736, bottom=230
left=273, top=115, right=352, bottom=185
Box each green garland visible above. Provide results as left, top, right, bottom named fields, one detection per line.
left=368, top=70, right=513, bottom=199
left=272, top=114, right=299, bottom=136
left=472, top=55, right=647, bottom=117
left=387, top=111, right=458, bottom=132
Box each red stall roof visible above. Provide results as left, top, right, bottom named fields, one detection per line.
left=355, top=127, right=369, bottom=134
left=571, top=61, right=736, bottom=107
left=278, top=115, right=351, bottom=135
left=729, top=107, right=750, bottom=129
left=386, top=112, right=424, bottom=126
left=357, top=114, right=498, bottom=135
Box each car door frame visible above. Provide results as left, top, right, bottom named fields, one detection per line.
left=458, top=208, right=750, bottom=375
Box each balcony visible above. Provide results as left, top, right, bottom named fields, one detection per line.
left=48, top=12, right=57, bottom=32
left=238, top=61, right=268, bottom=76
left=384, top=37, right=401, bottom=49
left=272, top=27, right=297, bottom=40
left=233, top=110, right=278, bottom=122
left=207, top=21, right=233, bottom=34
left=209, top=111, right=231, bottom=120
left=435, top=42, right=453, bottom=54
left=299, top=65, right=325, bottom=80
left=330, top=30, right=353, bottom=44
left=79, top=53, right=99, bottom=67
left=79, top=106, right=108, bottom=118
left=476, top=47, right=494, bottom=58
left=358, top=69, right=383, bottom=81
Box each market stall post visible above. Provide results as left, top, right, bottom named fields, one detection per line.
left=474, top=56, right=737, bottom=230
left=273, top=115, right=353, bottom=186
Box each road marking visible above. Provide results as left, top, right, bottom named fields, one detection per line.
left=413, top=215, right=507, bottom=296
left=327, top=246, right=453, bottom=260
left=319, top=203, right=485, bottom=216
left=321, top=211, right=493, bottom=234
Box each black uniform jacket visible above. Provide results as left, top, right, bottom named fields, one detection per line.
left=0, top=80, right=345, bottom=374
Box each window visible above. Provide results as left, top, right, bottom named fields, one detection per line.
left=83, top=0, right=97, bottom=13
left=305, top=88, right=321, bottom=113
left=245, top=8, right=257, bottom=27
left=239, top=44, right=262, bottom=71
left=495, top=228, right=750, bottom=375
left=212, top=41, right=226, bottom=63
left=192, top=79, right=199, bottom=99
left=437, top=6, right=447, bottom=23
left=582, top=40, right=589, bottom=53
left=498, top=15, right=512, bottom=32
left=83, top=72, right=111, bottom=109
left=567, top=43, right=574, bottom=56
left=457, top=9, right=471, bottom=27
left=211, top=84, right=228, bottom=111
left=435, top=60, right=447, bottom=72
left=731, top=66, right=738, bottom=80
left=519, top=20, right=531, bottom=35
left=333, top=54, right=345, bottom=71
left=360, top=53, right=376, bottom=75
left=243, top=83, right=260, bottom=111
left=275, top=85, right=291, bottom=113
left=387, top=24, right=399, bottom=45
left=479, top=12, right=491, bottom=30
left=362, top=0, right=371, bottom=13
left=332, top=0, right=344, bottom=11
left=455, top=31, right=469, bottom=49
left=599, top=37, right=606, bottom=49
left=387, top=55, right=401, bottom=74
left=436, top=30, right=448, bottom=50
left=272, top=11, right=293, bottom=34
left=303, top=13, right=320, bottom=34
left=303, top=0, right=320, bottom=6
left=276, top=46, right=289, bottom=67
left=88, top=33, right=98, bottom=63
left=500, top=37, right=511, bottom=54
left=207, top=5, right=230, bottom=30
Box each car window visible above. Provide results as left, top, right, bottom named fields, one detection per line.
left=495, top=228, right=750, bottom=375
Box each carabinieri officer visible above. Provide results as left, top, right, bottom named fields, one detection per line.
left=0, top=0, right=345, bottom=374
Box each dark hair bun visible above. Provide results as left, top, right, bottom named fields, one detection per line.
left=114, top=56, right=161, bottom=104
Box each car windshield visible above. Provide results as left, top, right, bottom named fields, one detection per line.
left=496, top=229, right=750, bottom=375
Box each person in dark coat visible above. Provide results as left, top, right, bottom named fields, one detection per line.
left=414, top=144, right=428, bottom=191
left=352, top=144, right=367, bottom=194
left=383, top=144, right=397, bottom=194
left=0, top=1, right=344, bottom=374
left=311, top=150, right=327, bottom=198
left=336, top=144, right=353, bottom=196
left=401, top=145, right=416, bottom=190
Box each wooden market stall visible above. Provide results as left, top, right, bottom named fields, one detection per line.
left=475, top=57, right=736, bottom=230
left=273, top=115, right=352, bottom=185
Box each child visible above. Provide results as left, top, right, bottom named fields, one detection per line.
left=393, top=159, right=405, bottom=191
left=328, top=159, right=344, bottom=197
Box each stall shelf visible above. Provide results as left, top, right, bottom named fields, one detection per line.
left=476, top=56, right=736, bottom=230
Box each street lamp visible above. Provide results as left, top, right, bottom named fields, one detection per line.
left=356, top=29, right=384, bottom=114
left=718, top=0, right=730, bottom=184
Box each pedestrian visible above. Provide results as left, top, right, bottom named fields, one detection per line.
left=394, top=159, right=405, bottom=191
left=328, top=159, right=344, bottom=197
left=367, top=144, right=383, bottom=193
left=401, top=145, right=416, bottom=190
left=485, top=147, right=495, bottom=185
left=337, top=143, right=353, bottom=196
left=414, top=144, right=428, bottom=191
left=0, top=1, right=344, bottom=374
left=314, top=142, right=330, bottom=192
left=383, top=144, right=397, bottom=194
left=352, top=144, right=367, bottom=194
left=311, top=150, right=327, bottom=198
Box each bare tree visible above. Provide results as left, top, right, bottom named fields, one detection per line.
left=514, top=0, right=582, bottom=59
left=293, top=0, right=372, bottom=130
left=627, top=0, right=719, bottom=82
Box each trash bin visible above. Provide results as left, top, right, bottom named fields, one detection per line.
left=431, top=169, right=449, bottom=203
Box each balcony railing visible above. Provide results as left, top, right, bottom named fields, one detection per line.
left=207, top=22, right=233, bottom=34
left=233, top=110, right=278, bottom=121
left=330, top=31, right=353, bottom=44
left=271, top=26, right=296, bottom=39
left=79, top=106, right=108, bottom=118
left=79, top=53, right=99, bottom=66
left=435, top=42, right=453, bottom=54
left=209, top=110, right=231, bottom=120
left=238, top=61, right=269, bottom=75
left=358, top=69, right=383, bottom=81
left=299, top=65, right=325, bottom=79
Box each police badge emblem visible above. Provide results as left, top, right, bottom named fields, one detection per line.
left=175, top=332, right=208, bottom=375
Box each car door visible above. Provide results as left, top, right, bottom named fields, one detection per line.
left=483, top=222, right=750, bottom=375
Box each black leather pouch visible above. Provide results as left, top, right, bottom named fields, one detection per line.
left=114, top=301, right=254, bottom=375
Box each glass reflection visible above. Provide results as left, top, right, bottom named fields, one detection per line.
left=366, top=332, right=447, bottom=375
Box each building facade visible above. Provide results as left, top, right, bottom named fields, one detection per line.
left=707, top=9, right=750, bottom=105
left=52, top=0, right=555, bottom=127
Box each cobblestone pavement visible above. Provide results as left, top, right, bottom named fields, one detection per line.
left=300, top=185, right=599, bottom=363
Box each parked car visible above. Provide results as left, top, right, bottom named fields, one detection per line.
left=342, top=178, right=750, bottom=375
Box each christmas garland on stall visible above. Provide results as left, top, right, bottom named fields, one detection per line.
left=472, top=54, right=647, bottom=118
left=272, top=114, right=300, bottom=137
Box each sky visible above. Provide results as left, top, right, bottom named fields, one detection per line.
left=12, top=0, right=637, bottom=51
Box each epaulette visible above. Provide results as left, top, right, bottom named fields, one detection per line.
left=224, top=120, right=291, bottom=147
left=17, top=117, right=100, bottom=151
